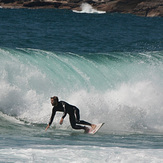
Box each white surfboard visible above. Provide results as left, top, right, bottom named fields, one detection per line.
left=87, top=123, right=104, bottom=134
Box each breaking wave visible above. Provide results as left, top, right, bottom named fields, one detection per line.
left=0, top=48, right=163, bottom=134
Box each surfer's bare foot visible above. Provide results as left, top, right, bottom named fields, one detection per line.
left=84, top=127, right=90, bottom=133
left=91, top=124, right=96, bottom=130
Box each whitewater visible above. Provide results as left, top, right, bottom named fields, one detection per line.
left=0, top=8, right=163, bottom=163
left=73, top=3, right=106, bottom=14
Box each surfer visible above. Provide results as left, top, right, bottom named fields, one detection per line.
left=45, top=96, right=96, bottom=133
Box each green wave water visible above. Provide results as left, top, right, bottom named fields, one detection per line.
left=0, top=48, right=162, bottom=134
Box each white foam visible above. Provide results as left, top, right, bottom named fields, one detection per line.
left=73, top=3, right=106, bottom=14
left=67, top=80, right=163, bottom=133
left=0, top=111, right=24, bottom=124
left=0, top=145, right=163, bottom=163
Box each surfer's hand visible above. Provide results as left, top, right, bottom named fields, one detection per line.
left=45, top=124, right=50, bottom=131
left=60, top=118, right=63, bottom=125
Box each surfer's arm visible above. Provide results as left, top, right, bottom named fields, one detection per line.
left=45, top=108, right=56, bottom=130
left=62, top=112, right=67, bottom=119
left=45, top=124, right=50, bottom=131
left=59, top=112, right=67, bottom=125
left=49, top=109, right=56, bottom=126
left=59, top=117, right=64, bottom=125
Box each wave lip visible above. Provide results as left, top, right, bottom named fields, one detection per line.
left=73, top=3, right=106, bottom=14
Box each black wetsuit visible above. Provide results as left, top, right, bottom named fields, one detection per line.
left=49, top=101, right=91, bottom=130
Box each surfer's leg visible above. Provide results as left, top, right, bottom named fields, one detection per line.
left=74, top=107, right=91, bottom=126
left=74, top=107, right=80, bottom=121
left=77, top=120, right=91, bottom=126
left=69, top=113, right=85, bottom=130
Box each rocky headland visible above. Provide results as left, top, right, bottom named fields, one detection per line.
left=0, top=0, right=163, bottom=17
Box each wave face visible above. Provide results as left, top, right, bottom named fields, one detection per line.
left=0, top=48, right=162, bottom=133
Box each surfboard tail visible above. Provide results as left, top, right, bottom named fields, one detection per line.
left=87, top=123, right=104, bottom=135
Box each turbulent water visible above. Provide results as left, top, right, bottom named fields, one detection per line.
left=0, top=8, right=163, bottom=163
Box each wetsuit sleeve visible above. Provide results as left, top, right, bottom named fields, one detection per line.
left=62, top=103, right=67, bottom=119
left=49, top=108, right=56, bottom=126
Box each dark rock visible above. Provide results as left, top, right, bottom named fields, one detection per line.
left=23, top=1, right=54, bottom=7
left=96, top=0, right=163, bottom=17
left=0, top=0, right=163, bottom=17
left=0, top=0, right=17, bottom=3
left=133, top=0, right=163, bottom=17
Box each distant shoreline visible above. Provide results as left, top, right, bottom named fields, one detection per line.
left=0, top=0, right=163, bottom=17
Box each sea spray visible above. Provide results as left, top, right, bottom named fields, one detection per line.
left=73, top=3, right=106, bottom=14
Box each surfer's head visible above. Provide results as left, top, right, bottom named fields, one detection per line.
left=51, top=96, right=58, bottom=106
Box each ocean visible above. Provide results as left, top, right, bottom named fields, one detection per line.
left=0, top=5, right=163, bottom=163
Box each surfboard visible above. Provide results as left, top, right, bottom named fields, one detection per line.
left=87, top=123, right=104, bottom=134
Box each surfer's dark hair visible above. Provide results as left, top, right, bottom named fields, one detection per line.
left=51, top=96, right=59, bottom=102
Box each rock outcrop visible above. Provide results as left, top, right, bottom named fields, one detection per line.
left=0, top=0, right=163, bottom=17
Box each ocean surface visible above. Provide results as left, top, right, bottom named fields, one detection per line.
left=0, top=5, right=163, bottom=163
